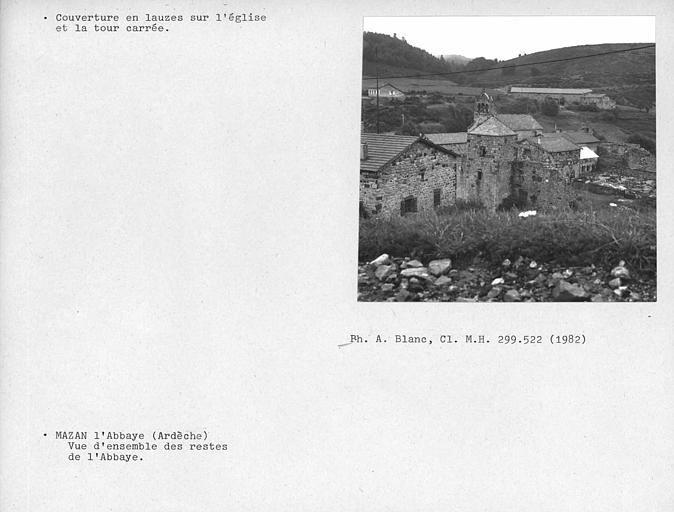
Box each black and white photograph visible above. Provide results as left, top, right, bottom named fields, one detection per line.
left=358, top=16, right=656, bottom=302
left=2, top=3, right=672, bottom=512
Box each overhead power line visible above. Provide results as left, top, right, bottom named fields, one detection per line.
left=363, top=44, right=655, bottom=80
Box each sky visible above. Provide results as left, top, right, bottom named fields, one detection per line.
left=363, top=16, right=655, bottom=60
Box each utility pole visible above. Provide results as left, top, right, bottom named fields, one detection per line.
left=375, top=47, right=380, bottom=134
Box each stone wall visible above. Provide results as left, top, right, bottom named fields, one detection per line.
left=518, top=140, right=580, bottom=180
left=360, top=126, right=597, bottom=218
left=579, top=158, right=598, bottom=177
left=456, top=133, right=518, bottom=210
left=596, top=142, right=656, bottom=174
left=507, top=140, right=579, bottom=208
left=360, top=142, right=459, bottom=217
left=511, top=160, right=576, bottom=209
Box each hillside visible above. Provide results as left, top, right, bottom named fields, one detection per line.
left=363, top=37, right=655, bottom=108
left=454, top=43, right=655, bottom=107
left=460, top=43, right=654, bottom=85
left=362, top=31, right=456, bottom=78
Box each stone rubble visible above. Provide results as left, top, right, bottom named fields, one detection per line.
left=358, top=254, right=655, bottom=302
left=582, top=173, right=656, bottom=200
left=428, top=258, right=452, bottom=277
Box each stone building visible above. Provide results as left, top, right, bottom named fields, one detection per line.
left=454, top=95, right=585, bottom=210
left=359, top=133, right=461, bottom=217
left=510, top=159, right=577, bottom=208
left=508, top=86, right=616, bottom=110
left=578, top=93, right=616, bottom=110
left=560, top=128, right=600, bottom=152
left=527, top=134, right=582, bottom=180
left=456, top=116, right=518, bottom=210
left=366, top=83, right=406, bottom=101
left=472, top=91, right=497, bottom=126
left=579, top=146, right=599, bottom=175
left=359, top=93, right=592, bottom=217
left=495, top=114, right=543, bottom=140
left=513, top=135, right=581, bottom=206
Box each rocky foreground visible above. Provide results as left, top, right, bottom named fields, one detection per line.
left=358, top=254, right=655, bottom=302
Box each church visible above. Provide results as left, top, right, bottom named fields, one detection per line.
left=456, top=91, right=581, bottom=210
left=360, top=92, right=588, bottom=216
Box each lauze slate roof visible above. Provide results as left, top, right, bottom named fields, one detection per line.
left=530, top=133, right=581, bottom=153
left=468, top=116, right=516, bottom=137
left=496, top=114, right=543, bottom=132
left=359, top=133, right=458, bottom=173
left=426, top=132, right=468, bottom=145
left=360, top=134, right=419, bottom=173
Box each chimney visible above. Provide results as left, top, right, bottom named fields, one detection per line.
left=582, top=125, right=589, bottom=133
left=360, top=142, right=368, bottom=160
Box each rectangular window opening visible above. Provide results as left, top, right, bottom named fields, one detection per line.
left=400, top=196, right=418, bottom=216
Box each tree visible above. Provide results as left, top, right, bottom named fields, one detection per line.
left=541, top=99, right=559, bottom=116
left=627, top=133, right=656, bottom=154
left=400, top=120, right=420, bottom=136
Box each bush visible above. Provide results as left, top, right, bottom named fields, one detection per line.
left=440, top=104, right=473, bottom=132
left=540, top=99, right=559, bottom=116
left=359, top=207, right=656, bottom=273
left=358, top=216, right=437, bottom=262
left=400, top=121, right=421, bottom=136
left=627, top=133, right=656, bottom=154
left=566, top=103, right=599, bottom=112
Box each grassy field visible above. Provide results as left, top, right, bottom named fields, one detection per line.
left=611, top=107, right=656, bottom=140
left=491, top=99, right=656, bottom=143
left=362, top=77, right=501, bottom=96
left=359, top=200, right=656, bottom=275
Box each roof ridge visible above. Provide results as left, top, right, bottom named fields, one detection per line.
left=468, top=115, right=516, bottom=136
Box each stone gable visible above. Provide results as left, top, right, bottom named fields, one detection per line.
left=360, top=141, right=460, bottom=217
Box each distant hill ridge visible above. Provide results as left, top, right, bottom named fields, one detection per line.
left=363, top=32, right=455, bottom=78
left=465, top=43, right=654, bottom=86
left=363, top=33, right=655, bottom=106
left=461, top=43, right=655, bottom=107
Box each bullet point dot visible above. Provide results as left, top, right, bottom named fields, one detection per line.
left=43, top=433, right=47, bottom=436
left=44, top=17, right=47, bottom=20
